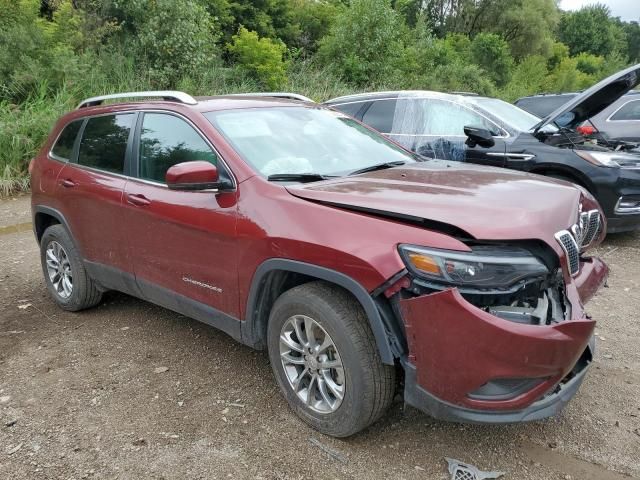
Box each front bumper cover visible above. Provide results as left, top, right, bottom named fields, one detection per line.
left=397, top=255, right=607, bottom=423
left=598, top=167, right=640, bottom=233
left=399, top=289, right=595, bottom=412
left=402, top=354, right=590, bottom=424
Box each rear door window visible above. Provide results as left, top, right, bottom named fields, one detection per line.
left=77, top=114, right=135, bottom=174
left=138, top=113, right=218, bottom=183
left=51, top=120, right=83, bottom=161
left=362, top=99, right=397, bottom=133
left=610, top=100, right=640, bottom=121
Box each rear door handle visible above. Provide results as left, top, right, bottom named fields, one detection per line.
left=60, top=179, right=76, bottom=188
left=126, top=193, right=151, bottom=207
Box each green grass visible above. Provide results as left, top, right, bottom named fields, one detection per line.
left=0, top=83, right=75, bottom=196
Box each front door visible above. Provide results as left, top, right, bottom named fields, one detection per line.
left=122, top=112, right=240, bottom=320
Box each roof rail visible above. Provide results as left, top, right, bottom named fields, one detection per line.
left=226, top=92, right=314, bottom=102
left=77, top=91, right=198, bottom=109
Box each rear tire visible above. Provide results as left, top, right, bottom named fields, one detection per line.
left=267, top=281, right=395, bottom=437
left=40, top=224, right=102, bottom=311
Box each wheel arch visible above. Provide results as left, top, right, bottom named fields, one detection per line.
left=242, top=259, right=396, bottom=365
left=33, top=206, right=71, bottom=244
left=528, top=164, right=595, bottom=194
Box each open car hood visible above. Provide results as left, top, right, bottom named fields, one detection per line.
left=534, top=63, right=640, bottom=132
left=285, top=161, right=583, bottom=244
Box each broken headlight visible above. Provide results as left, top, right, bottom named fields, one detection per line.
left=398, top=244, right=548, bottom=290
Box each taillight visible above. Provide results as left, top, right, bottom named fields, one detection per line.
left=28, top=158, right=35, bottom=174
left=577, top=125, right=597, bottom=136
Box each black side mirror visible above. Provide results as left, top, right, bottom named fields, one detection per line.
left=464, top=126, right=495, bottom=148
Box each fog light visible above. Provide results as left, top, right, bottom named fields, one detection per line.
left=467, top=378, right=547, bottom=401
left=615, top=196, right=640, bottom=214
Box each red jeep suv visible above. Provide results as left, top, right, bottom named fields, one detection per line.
left=31, top=91, right=609, bottom=437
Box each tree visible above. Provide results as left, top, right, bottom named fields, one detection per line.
left=227, top=27, right=288, bottom=89
left=470, top=33, right=513, bottom=86
left=622, top=21, right=640, bottom=62
left=421, top=0, right=559, bottom=58
left=500, top=55, right=548, bottom=101
left=558, top=4, right=626, bottom=57
left=106, top=0, right=218, bottom=86
left=226, top=0, right=299, bottom=45
left=289, top=0, right=343, bottom=53
left=317, top=0, right=407, bottom=86
left=487, top=0, right=558, bottom=59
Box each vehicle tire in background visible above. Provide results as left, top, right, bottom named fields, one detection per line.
left=40, top=224, right=102, bottom=311
left=267, top=281, right=395, bottom=437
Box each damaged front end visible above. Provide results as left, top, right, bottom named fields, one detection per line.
left=391, top=241, right=607, bottom=423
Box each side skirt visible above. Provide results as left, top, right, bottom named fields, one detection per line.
left=84, top=261, right=242, bottom=343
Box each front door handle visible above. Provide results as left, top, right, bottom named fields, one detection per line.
left=126, top=193, right=151, bottom=207
left=60, top=179, right=76, bottom=188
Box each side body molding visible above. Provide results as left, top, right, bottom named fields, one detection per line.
left=243, top=259, right=396, bottom=364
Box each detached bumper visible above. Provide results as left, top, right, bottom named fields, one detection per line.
left=398, top=288, right=596, bottom=423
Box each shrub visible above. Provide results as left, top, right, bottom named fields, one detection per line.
left=109, top=0, right=218, bottom=87
left=317, top=0, right=406, bottom=86
left=227, top=27, right=288, bottom=90
left=470, top=33, right=513, bottom=87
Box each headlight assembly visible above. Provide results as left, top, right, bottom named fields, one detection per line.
left=575, top=150, right=640, bottom=169
left=398, top=244, right=549, bottom=290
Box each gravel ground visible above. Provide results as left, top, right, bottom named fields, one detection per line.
left=1, top=194, right=639, bottom=480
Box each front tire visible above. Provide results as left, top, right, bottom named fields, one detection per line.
left=40, top=224, right=102, bottom=311
left=267, top=281, right=395, bottom=437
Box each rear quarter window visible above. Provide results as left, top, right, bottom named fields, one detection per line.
left=77, top=114, right=135, bottom=174
left=51, top=120, right=83, bottom=161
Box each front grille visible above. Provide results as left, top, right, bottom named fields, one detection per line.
left=555, top=230, right=580, bottom=276
left=581, top=210, right=601, bottom=247
left=452, top=467, right=476, bottom=480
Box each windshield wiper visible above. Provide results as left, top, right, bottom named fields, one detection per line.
left=348, top=161, right=406, bottom=176
left=267, top=173, right=334, bottom=183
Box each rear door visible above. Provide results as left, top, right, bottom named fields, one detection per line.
left=122, top=111, right=240, bottom=319
left=55, top=112, right=136, bottom=276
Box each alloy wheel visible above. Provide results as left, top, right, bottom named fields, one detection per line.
left=45, top=241, right=73, bottom=299
left=279, top=314, right=345, bottom=414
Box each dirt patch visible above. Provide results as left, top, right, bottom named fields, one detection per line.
left=1, top=195, right=639, bottom=479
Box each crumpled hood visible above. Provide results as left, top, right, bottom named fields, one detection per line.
left=534, top=63, right=640, bottom=132
left=285, top=161, right=583, bottom=245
